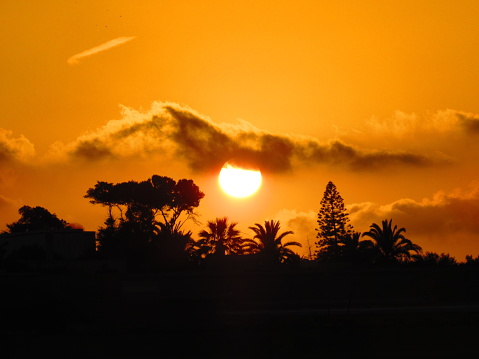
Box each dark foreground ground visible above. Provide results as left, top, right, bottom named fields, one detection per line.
left=1, top=266, right=479, bottom=358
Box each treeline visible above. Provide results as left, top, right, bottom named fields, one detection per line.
left=1, top=174, right=479, bottom=271
left=315, top=181, right=479, bottom=267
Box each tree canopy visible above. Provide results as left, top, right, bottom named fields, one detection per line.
left=362, top=219, right=422, bottom=263
left=249, top=220, right=301, bottom=264
left=196, top=217, right=244, bottom=257
left=6, top=205, right=70, bottom=233
left=85, top=175, right=204, bottom=268
left=85, top=175, right=205, bottom=233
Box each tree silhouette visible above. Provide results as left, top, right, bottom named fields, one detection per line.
left=151, top=176, right=204, bottom=233
left=362, top=219, right=422, bottom=264
left=6, top=206, right=70, bottom=233
left=249, top=220, right=301, bottom=264
left=341, top=231, right=375, bottom=263
left=83, top=181, right=121, bottom=222
left=85, top=175, right=204, bottom=234
left=412, top=252, right=457, bottom=267
left=0, top=240, right=8, bottom=263
left=316, top=181, right=354, bottom=261
left=195, top=217, right=246, bottom=258
left=85, top=175, right=204, bottom=268
left=154, top=223, right=195, bottom=269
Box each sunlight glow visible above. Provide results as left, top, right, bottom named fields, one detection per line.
left=218, top=163, right=262, bottom=198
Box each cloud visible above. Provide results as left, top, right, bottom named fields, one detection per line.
left=49, top=102, right=448, bottom=173
left=349, top=185, right=479, bottom=236
left=386, top=184, right=479, bottom=235
left=2, top=103, right=479, bottom=257
left=272, top=182, right=479, bottom=259
left=0, top=129, right=35, bottom=164
left=348, top=182, right=479, bottom=258
left=272, top=209, right=317, bottom=258
left=457, top=112, right=479, bottom=134
left=296, top=140, right=441, bottom=171
left=346, top=109, right=479, bottom=151
left=67, top=36, right=136, bottom=65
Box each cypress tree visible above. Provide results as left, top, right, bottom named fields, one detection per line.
left=316, top=181, right=353, bottom=261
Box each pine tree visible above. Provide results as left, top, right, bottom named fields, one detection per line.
left=316, top=181, right=353, bottom=261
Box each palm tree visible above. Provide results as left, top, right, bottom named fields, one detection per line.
left=155, top=222, right=194, bottom=267
left=340, top=231, right=374, bottom=263
left=196, top=217, right=244, bottom=257
left=249, top=220, right=302, bottom=264
left=362, top=219, right=422, bottom=264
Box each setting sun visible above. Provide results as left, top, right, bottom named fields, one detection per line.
left=218, top=163, right=262, bottom=198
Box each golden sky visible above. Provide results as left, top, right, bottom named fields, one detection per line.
left=1, top=0, right=479, bottom=259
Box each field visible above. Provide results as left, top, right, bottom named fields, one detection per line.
left=2, top=266, right=479, bottom=358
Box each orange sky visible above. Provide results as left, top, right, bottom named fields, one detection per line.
left=1, top=0, right=479, bottom=259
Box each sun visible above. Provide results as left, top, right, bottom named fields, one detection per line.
left=218, top=162, right=262, bottom=198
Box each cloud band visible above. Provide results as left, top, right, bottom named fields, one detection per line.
left=53, top=102, right=449, bottom=173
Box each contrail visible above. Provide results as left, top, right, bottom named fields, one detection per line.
left=67, top=36, right=136, bottom=65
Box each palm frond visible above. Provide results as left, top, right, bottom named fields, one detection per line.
left=282, top=241, right=302, bottom=248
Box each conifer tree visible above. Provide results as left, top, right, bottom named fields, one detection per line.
left=316, top=181, right=353, bottom=261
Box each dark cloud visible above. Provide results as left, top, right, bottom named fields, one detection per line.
left=163, top=106, right=238, bottom=172
left=165, top=104, right=444, bottom=172
left=72, top=139, right=114, bottom=161
left=457, top=112, right=479, bottom=134
left=59, top=102, right=450, bottom=173
left=299, top=140, right=436, bottom=170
